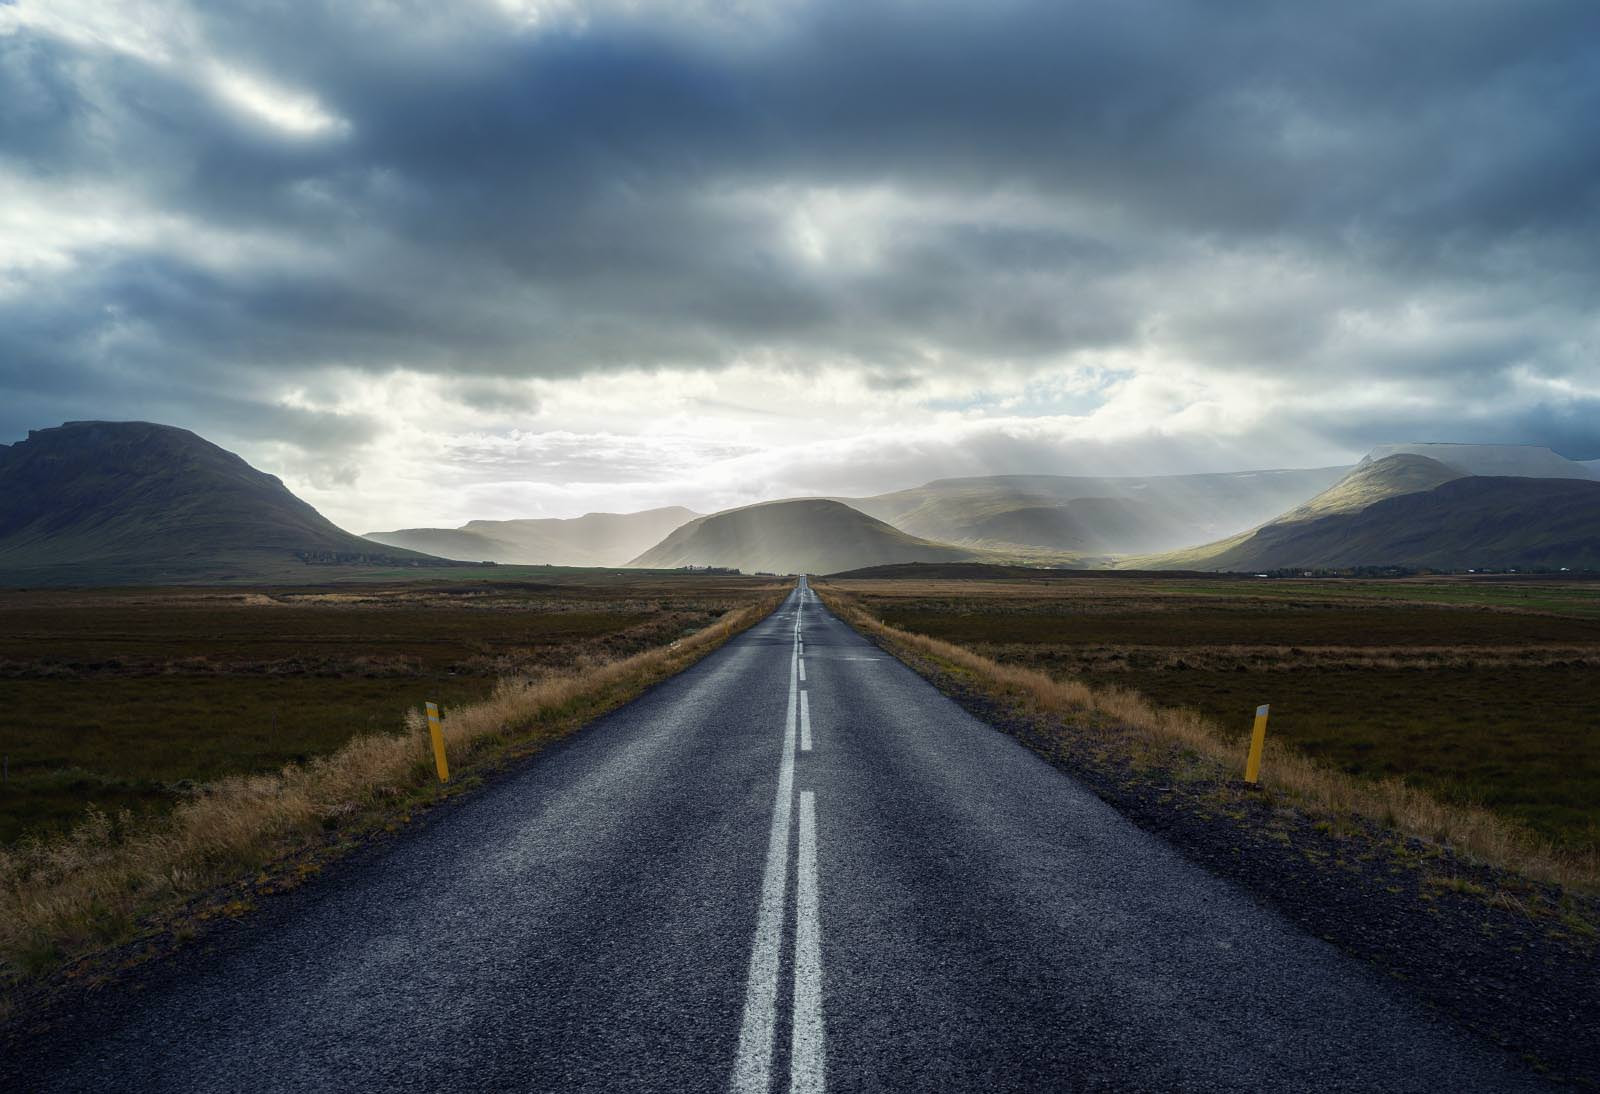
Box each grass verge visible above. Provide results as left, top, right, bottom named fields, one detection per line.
left=0, top=592, right=784, bottom=991
left=816, top=585, right=1597, bottom=893
left=0, top=581, right=762, bottom=844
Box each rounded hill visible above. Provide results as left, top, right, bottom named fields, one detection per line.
left=627, top=498, right=981, bottom=575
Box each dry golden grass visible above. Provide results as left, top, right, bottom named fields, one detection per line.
left=0, top=593, right=782, bottom=985
left=816, top=586, right=1598, bottom=892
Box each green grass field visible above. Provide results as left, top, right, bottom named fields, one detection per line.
left=0, top=577, right=774, bottom=843
left=836, top=575, right=1600, bottom=851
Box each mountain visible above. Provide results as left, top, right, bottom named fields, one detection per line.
left=952, top=496, right=1181, bottom=555
left=366, top=507, right=700, bottom=566
left=1270, top=453, right=1466, bottom=522
left=627, top=498, right=985, bottom=574
left=0, top=421, right=446, bottom=585
left=1135, top=455, right=1600, bottom=571
left=842, top=466, right=1350, bottom=555
left=1362, top=443, right=1597, bottom=480
left=361, top=525, right=514, bottom=563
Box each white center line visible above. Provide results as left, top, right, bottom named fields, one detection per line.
left=733, top=584, right=828, bottom=1093
left=730, top=635, right=799, bottom=1094
left=791, top=791, right=825, bottom=1094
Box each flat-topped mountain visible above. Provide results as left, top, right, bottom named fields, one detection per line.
left=628, top=498, right=982, bottom=574
left=366, top=507, right=700, bottom=567
left=0, top=421, right=444, bottom=585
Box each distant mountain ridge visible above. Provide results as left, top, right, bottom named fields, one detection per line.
left=366, top=507, right=700, bottom=567
left=624, top=445, right=1600, bottom=573
left=1133, top=450, right=1600, bottom=571
left=1363, top=443, right=1598, bottom=480
left=840, top=466, right=1350, bottom=555
left=0, top=421, right=445, bottom=585
left=10, top=423, right=1595, bottom=583
left=1194, top=477, right=1600, bottom=570
left=627, top=498, right=987, bottom=574
left=1273, top=454, right=1466, bottom=521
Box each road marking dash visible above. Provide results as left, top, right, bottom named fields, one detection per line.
left=730, top=644, right=799, bottom=1093
left=791, top=791, right=825, bottom=1094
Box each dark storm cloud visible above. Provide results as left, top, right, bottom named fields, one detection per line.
left=1315, top=396, right=1600, bottom=464
left=3, top=0, right=1599, bottom=458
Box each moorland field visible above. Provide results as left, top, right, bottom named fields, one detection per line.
left=824, top=574, right=1600, bottom=852
left=0, top=573, right=773, bottom=844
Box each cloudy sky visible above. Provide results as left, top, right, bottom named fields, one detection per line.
left=3, top=1, right=1598, bottom=531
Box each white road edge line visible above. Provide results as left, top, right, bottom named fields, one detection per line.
left=799, top=690, right=812, bottom=752
left=791, top=791, right=825, bottom=1094
left=730, top=628, right=799, bottom=1093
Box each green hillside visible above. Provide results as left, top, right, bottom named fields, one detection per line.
left=1143, top=474, right=1600, bottom=571
left=1135, top=454, right=1464, bottom=569
left=0, top=421, right=449, bottom=585
left=1275, top=454, right=1466, bottom=521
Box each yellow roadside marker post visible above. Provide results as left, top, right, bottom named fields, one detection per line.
left=425, top=701, right=450, bottom=783
left=1243, top=704, right=1270, bottom=785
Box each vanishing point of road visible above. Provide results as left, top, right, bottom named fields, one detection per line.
left=10, top=580, right=1540, bottom=1092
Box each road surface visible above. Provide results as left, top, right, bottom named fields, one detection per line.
left=10, top=580, right=1538, bottom=1092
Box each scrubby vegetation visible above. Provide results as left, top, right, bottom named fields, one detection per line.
left=817, top=574, right=1600, bottom=884
left=0, top=579, right=766, bottom=843
left=0, top=577, right=783, bottom=985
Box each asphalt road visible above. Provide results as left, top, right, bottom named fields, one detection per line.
left=11, top=580, right=1541, bottom=1092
